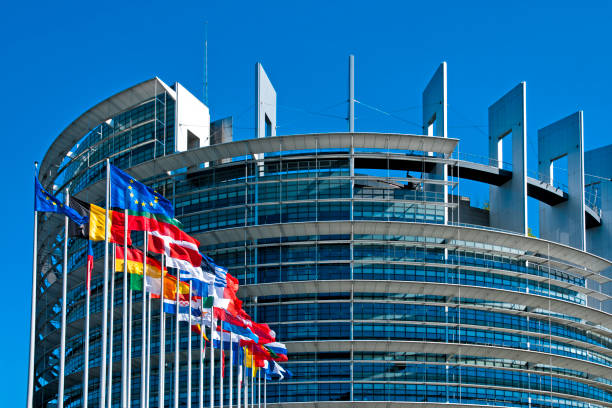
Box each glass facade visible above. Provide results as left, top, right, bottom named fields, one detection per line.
left=33, top=88, right=612, bottom=408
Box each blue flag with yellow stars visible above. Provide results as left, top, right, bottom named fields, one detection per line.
left=109, top=164, right=174, bottom=218
left=34, top=177, right=87, bottom=225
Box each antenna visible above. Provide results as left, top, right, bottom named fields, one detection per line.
left=204, top=21, right=208, bottom=105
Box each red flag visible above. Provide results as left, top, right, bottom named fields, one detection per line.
left=147, top=232, right=202, bottom=267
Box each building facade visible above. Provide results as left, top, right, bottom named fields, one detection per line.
left=33, top=63, right=612, bottom=408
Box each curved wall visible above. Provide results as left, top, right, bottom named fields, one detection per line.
left=33, top=88, right=612, bottom=408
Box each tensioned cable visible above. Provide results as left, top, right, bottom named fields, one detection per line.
left=353, top=99, right=422, bottom=129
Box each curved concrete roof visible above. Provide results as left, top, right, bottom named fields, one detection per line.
left=39, top=77, right=175, bottom=188
left=238, top=280, right=611, bottom=328
left=192, top=221, right=612, bottom=275
left=287, top=340, right=611, bottom=379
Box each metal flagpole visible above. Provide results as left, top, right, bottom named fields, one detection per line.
left=100, top=158, right=111, bottom=408
left=122, top=208, right=129, bottom=408
left=250, top=354, right=254, bottom=408
left=127, top=284, right=133, bottom=405
left=187, top=283, right=192, bottom=408
left=58, top=188, right=70, bottom=408
left=27, top=162, right=39, bottom=408
left=263, top=375, right=266, bottom=408
left=257, top=368, right=260, bottom=408
left=220, top=325, right=223, bottom=408
left=237, top=354, right=241, bottom=408
left=159, top=254, right=166, bottom=408
left=243, top=356, right=249, bottom=408
left=107, top=244, right=116, bottom=408
left=83, top=238, right=91, bottom=408
left=209, top=306, right=215, bottom=408
left=198, top=297, right=204, bottom=408
left=140, top=230, right=149, bottom=408
left=146, top=292, right=152, bottom=408
left=229, top=332, right=233, bottom=408
left=174, top=269, right=180, bottom=408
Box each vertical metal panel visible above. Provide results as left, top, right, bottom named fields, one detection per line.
left=488, top=82, right=528, bottom=234
left=422, top=62, right=448, bottom=224
left=538, top=111, right=585, bottom=249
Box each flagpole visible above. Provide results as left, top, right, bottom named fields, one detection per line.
left=257, top=369, right=260, bottom=408
left=100, top=158, right=111, bottom=408
left=174, top=269, right=180, bottom=408
left=229, top=332, right=233, bottom=408
left=127, top=285, right=133, bottom=405
left=237, top=355, right=241, bottom=408
left=243, top=354, right=249, bottom=408
left=27, top=162, right=39, bottom=408
left=250, top=354, right=254, bottom=408
left=107, top=244, right=116, bottom=408
left=140, top=230, right=148, bottom=408
left=263, top=376, right=266, bottom=408
left=209, top=306, right=215, bottom=408
left=159, top=254, right=166, bottom=408
left=122, top=208, right=129, bottom=408
left=146, top=292, right=152, bottom=408
left=83, top=239, right=91, bottom=408
left=198, top=297, right=204, bottom=408
left=220, top=325, right=224, bottom=408
left=58, top=188, right=70, bottom=408
left=187, top=284, right=193, bottom=408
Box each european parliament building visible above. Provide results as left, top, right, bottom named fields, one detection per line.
left=33, top=60, right=612, bottom=408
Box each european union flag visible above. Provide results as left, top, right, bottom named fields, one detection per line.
left=109, top=164, right=174, bottom=218
left=34, top=177, right=87, bottom=225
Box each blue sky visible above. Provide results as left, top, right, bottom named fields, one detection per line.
left=2, top=0, right=611, bottom=404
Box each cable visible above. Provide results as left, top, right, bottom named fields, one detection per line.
left=354, top=99, right=422, bottom=129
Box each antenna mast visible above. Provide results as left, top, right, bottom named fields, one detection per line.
left=204, top=21, right=208, bottom=105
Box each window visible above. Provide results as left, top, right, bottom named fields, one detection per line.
left=497, top=130, right=512, bottom=170
left=265, top=114, right=272, bottom=137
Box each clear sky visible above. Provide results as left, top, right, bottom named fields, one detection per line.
left=2, top=0, right=611, bottom=405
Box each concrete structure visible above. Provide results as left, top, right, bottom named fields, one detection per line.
left=538, top=111, right=585, bottom=250
left=255, top=62, right=276, bottom=140
left=422, top=62, right=448, bottom=223
left=32, top=62, right=612, bottom=408
left=488, top=82, right=528, bottom=234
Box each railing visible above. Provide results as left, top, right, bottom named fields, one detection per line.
left=451, top=151, right=512, bottom=172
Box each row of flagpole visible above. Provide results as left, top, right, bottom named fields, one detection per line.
left=28, top=158, right=286, bottom=408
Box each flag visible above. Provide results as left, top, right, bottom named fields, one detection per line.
left=214, top=308, right=258, bottom=343
left=86, top=240, right=94, bottom=293
left=250, top=322, right=276, bottom=345
left=88, top=203, right=133, bottom=245
left=34, top=177, right=86, bottom=225
left=164, top=296, right=201, bottom=321
left=148, top=231, right=202, bottom=267
left=264, top=360, right=292, bottom=381
left=110, top=164, right=174, bottom=218
left=115, top=246, right=163, bottom=293
left=67, top=196, right=89, bottom=239
left=264, top=342, right=288, bottom=362
left=244, top=347, right=257, bottom=377
left=202, top=255, right=241, bottom=314
left=69, top=197, right=131, bottom=245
